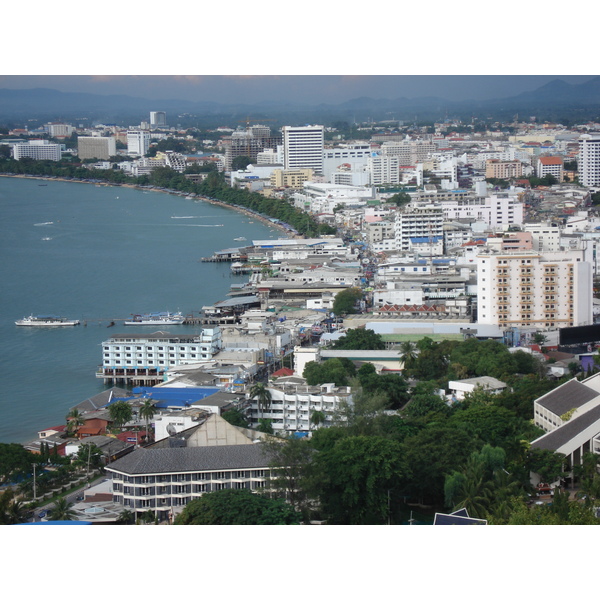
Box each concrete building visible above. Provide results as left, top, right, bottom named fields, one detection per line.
left=367, top=154, right=400, bottom=185
left=322, top=143, right=372, bottom=181
left=485, top=159, right=523, bottom=179
left=579, top=134, right=600, bottom=188
left=537, top=155, right=564, bottom=182
left=270, top=168, right=313, bottom=189
left=46, top=122, right=74, bottom=138
left=477, top=249, right=593, bottom=330
left=150, top=111, right=167, bottom=127
left=12, top=140, right=62, bottom=161
left=283, top=125, right=324, bottom=174
left=127, top=129, right=151, bottom=156
left=77, top=136, right=117, bottom=160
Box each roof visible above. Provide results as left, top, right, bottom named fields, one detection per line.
left=539, top=156, right=563, bottom=165
left=72, top=387, right=129, bottom=412
left=531, top=402, right=600, bottom=453
left=271, top=367, right=294, bottom=377
left=535, top=379, right=598, bottom=415
left=105, top=444, right=274, bottom=475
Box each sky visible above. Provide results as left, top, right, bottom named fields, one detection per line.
left=0, top=75, right=596, bottom=105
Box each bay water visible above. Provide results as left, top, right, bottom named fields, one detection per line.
left=0, top=177, right=277, bottom=443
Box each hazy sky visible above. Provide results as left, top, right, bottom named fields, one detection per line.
left=0, top=75, right=595, bottom=105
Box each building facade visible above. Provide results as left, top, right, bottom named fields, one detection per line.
left=127, top=129, right=151, bottom=156
left=477, top=249, right=593, bottom=330
left=12, top=140, right=62, bottom=161
left=97, top=329, right=223, bottom=385
left=282, top=125, right=324, bottom=174
left=579, top=134, right=600, bottom=188
left=77, top=136, right=117, bottom=160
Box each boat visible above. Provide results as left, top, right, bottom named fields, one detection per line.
left=233, top=237, right=247, bottom=241
left=16, top=315, right=80, bottom=326
left=124, top=311, right=185, bottom=326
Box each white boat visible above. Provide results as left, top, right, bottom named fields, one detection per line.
left=124, top=311, right=185, bottom=326
left=16, top=315, right=80, bottom=327
left=234, top=237, right=247, bottom=241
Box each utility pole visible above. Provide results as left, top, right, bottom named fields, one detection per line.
left=33, top=463, right=37, bottom=501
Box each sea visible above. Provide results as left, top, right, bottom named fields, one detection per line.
left=0, top=176, right=279, bottom=444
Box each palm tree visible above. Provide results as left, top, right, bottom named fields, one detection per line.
left=116, top=509, right=135, bottom=525
left=139, top=399, right=157, bottom=443
left=249, top=382, right=272, bottom=421
left=49, top=496, right=76, bottom=521
left=66, top=408, right=84, bottom=437
left=398, top=341, right=417, bottom=373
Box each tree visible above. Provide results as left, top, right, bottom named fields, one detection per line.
left=116, top=509, right=135, bottom=525
left=0, top=488, right=29, bottom=524
left=0, top=443, right=36, bottom=484
left=174, top=488, right=300, bottom=525
left=74, top=443, right=103, bottom=473
left=108, top=400, right=133, bottom=429
left=139, top=398, right=157, bottom=442
left=332, top=328, right=385, bottom=350
left=405, top=381, right=449, bottom=419
left=310, top=410, right=326, bottom=430
left=66, top=408, right=84, bottom=437
left=332, top=287, right=363, bottom=316
left=310, top=435, right=408, bottom=524
left=526, top=448, right=566, bottom=483
left=387, top=192, right=411, bottom=207
left=398, top=341, right=417, bottom=372
left=249, top=382, right=272, bottom=420
left=231, top=155, right=252, bottom=171
left=221, top=408, right=249, bottom=428
left=303, top=357, right=355, bottom=386
left=48, top=497, right=76, bottom=521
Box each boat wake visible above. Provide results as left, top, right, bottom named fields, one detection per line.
left=171, top=216, right=197, bottom=219
left=41, top=237, right=52, bottom=241
left=34, top=222, right=53, bottom=226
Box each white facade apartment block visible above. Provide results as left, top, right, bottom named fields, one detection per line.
left=12, top=140, right=62, bottom=161
left=77, top=136, right=117, bottom=160
left=477, top=250, right=592, bottom=330
left=149, top=111, right=167, bottom=127
left=249, top=381, right=351, bottom=433
left=46, top=123, right=74, bottom=137
left=283, top=125, right=324, bottom=174
left=579, top=134, right=600, bottom=187
left=523, top=223, right=562, bottom=252
left=127, top=129, right=151, bottom=156
left=394, top=204, right=444, bottom=253
left=367, top=154, right=400, bottom=185
left=438, top=193, right=523, bottom=228
left=101, top=329, right=222, bottom=373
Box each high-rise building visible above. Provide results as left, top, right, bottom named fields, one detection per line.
left=477, top=249, right=592, bottom=330
left=149, top=111, right=167, bottom=127
left=127, top=129, right=151, bottom=156
left=579, top=134, right=600, bottom=187
left=282, top=125, right=324, bottom=174
left=77, top=136, right=117, bottom=160
left=12, top=140, right=62, bottom=161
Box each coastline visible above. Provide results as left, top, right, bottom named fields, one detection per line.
left=0, top=172, right=295, bottom=238
left=2, top=172, right=292, bottom=446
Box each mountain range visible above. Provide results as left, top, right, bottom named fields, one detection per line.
left=1, top=77, right=599, bottom=126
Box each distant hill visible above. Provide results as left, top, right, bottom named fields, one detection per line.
left=1, top=77, right=599, bottom=126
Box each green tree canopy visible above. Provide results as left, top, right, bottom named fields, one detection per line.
left=332, top=287, right=363, bottom=316
left=332, top=328, right=385, bottom=350
left=174, top=488, right=300, bottom=525
left=108, top=400, right=133, bottom=429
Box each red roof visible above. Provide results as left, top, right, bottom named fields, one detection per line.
left=272, top=367, right=294, bottom=377
left=539, top=156, right=563, bottom=165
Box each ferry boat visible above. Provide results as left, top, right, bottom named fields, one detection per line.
left=124, top=311, right=185, bottom=326
left=16, top=315, right=80, bottom=326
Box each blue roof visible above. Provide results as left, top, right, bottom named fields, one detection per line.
left=106, top=387, right=221, bottom=409
left=410, top=236, right=442, bottom=244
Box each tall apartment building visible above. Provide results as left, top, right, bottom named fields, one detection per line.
left=477, top=249, right=592, bottom=330
left=394, top=204, right=444, bottom=254
left=149, top=111, right=167, bottom=128
left=77, top=136, right=117, bottom=160
left=12, top=140, right=62, bottom=161
left=127, top=129, right=151, bottom=156
left=367, top=154, right=400, bottom=185
left=282, top=125, right=324, bottom=174
left=579, top=134, right=600, bottom=188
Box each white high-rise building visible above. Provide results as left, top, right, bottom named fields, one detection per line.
left=282, top=125, right=324, bottom=174
left=477, top=249, right=592, bottom=330
left=127, top=129, right=151, bottom=156
left=12, top=140, right=62, bottom=161
left=367, top=154, right=400, bottom=185
left=579, top=134, right=600, bottom=188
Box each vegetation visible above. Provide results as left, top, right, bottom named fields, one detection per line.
left=331, top=287, right=363, bottom=316
left=174, top=488, right=300, bottom=525
left=332, top=328, right=385, bottom=350
left=107, top=400, right=133, bottom=429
